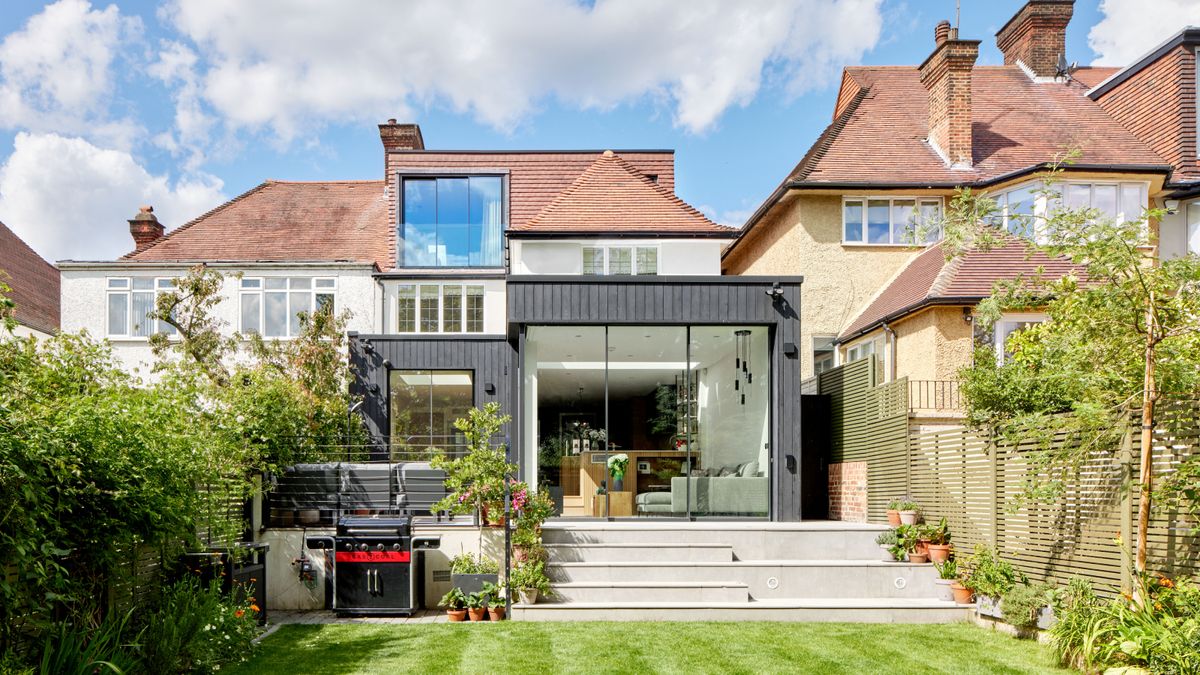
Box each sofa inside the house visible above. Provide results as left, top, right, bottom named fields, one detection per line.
left=635, top=460, right=767, bottom=516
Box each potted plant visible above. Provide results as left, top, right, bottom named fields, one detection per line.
left=923, top=517, right=952, bottom=563
left=951, top=572, right=975, bottom=605
left=897, top=500, right=920, bottom=525
left=933, top=559, right=958, bottom=602
left=510, top=560, right=551, bottom=605
left=886, top=499, right=903, bottom=527
left=875, top=529, right=900, bottom=562
left=431, top=403, right=515, bottom=529
left=897, top=524, right=927, bottom=563
left=607, top=453, right=630, bottom=491
left=450, top=552, right=500, bottom=595
left=481, top=581, right=507, bottom=621
left=465, top=590, right=488, bottom=622
left=512, top=527, right=539, bottom=562
left=438, top=587, right=467, bottom=622
left=963, top=544, right=1024, bottom=618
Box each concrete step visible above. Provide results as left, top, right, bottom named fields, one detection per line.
left=512, top=598, right=973, bottom=623
left=550, top=581, right=749, bottom=603
left=541, top=522, right=889, bottom=560
left=546, top=560, right=942, bottom=599
left=545, top=543, right=734, bottom=563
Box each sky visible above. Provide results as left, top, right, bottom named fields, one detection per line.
left=0, top=0, right=1197, bottom=263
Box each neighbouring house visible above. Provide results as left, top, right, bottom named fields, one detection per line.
left=722, top=0, right=1193, bottom=427
left=0, top=221, right=59, bottom=339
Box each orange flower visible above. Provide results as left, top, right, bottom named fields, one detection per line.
left=235, top=610, right=245, bottom=618
left=1159, top=576, right=1175, bottom=589
left=250, top=604, right=261, bottom=613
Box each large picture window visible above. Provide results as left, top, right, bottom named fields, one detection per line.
left=401, top=176, right=504, bottom=267
left=389, top=370, right=474, bottom=455
left=396, top=283, right=485, bottom=334
left=106, top=277, right=177, bottom=338
left=843, top=197, right=941, bottom=244
left=239, top=277, right=336, bottom=338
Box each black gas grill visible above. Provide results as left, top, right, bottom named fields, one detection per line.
left=307, top=516, right=440, bottom=616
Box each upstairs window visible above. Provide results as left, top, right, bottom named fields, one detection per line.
left=396, top=283, right=484, bottom=334
left=401, top=176, right=504, bottom=267
left=581, top=245, right=658, bottom=275
left=107, top=277, right=177, bottom=338
left=843, top=198, right=942, bottom=244
left=991, top=180, right=1148, bottom=240
left=240, top=277, right=336, bottom=338
left=993, top=312, right=1046, bottom=363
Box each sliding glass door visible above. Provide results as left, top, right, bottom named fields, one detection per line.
left=523, top=325, right=769, bottom=519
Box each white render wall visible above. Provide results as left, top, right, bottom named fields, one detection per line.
left=510, top=238, right=727, bottom=275
left=59, top=264, right=379, bottom=376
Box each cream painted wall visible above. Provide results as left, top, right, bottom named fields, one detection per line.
left=379, top=278, right=507, bottom=335
left=59, top=264, right=379, bottom=376
left=512, top=238, right=726, bottom=276
left=722, top=194, right=929, bottom=379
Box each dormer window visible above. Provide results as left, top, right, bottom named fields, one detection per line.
left=400, top=175, right=505, bottom=267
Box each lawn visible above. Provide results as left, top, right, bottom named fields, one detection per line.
left=226, top=622, right=1066, bottom=674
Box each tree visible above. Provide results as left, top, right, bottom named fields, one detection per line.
left=943, top=153, right=1200, bottom=578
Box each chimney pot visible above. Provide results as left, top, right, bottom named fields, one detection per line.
left=128, top=205, right=164, bottom=252
left=996, top=0, right=1074, bottom=78
left=935, top=20, right=951, bottom=45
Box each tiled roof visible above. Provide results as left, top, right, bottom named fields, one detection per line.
left=0, top=221, right=59, bottom=334
left=839, top=234, right=1086, bottom=340
left=793, top=65, right=1166, bottom=186
left=512, top=151, right=730, bottom=235
left=1070, top=66, right=1120, bottom=89
left=125, top=181, right=389, bottom=267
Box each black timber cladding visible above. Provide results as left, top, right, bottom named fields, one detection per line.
left=507, top=275, right=805, bottom=521
left=348, top=334, right=516, bottom=444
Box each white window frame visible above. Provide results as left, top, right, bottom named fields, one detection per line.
left=1187, top=202, right=1200, bottom=256
left=842, top=197, right=943, bottom=245
left=993, top=312, right=1047, bottom=364
left=989, top=179, right=1150, bottom=241
left=239, top=276, right=337, bottom=338
left=395, top=282, right=485, bottom=334
left=106, top=277, right=177, bottom=339
left=580, top=245, right=659, bottom=275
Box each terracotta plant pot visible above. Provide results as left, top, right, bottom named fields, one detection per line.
left=914, top=539, right=930, bottom=556
left=447, top=609, right=467, bottom=622
left=467, top=607, right=487, bottom=622
left=908, top=551, right=930, bottom=564
left=950, top=582, right=974, bottom=605
left=927, top=543, right=952, bottom=563
left=899, top=510, right=919, bottom=525
left=886, top=510, right=901, bottom=526
left=488, top=606, right=506, bottom=621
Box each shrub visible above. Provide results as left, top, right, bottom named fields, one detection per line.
left=963, top=544, right=1024, bottom=598
left=449, top=552, right=499, bottom=575
left=35, top=610, right=140, bottom=675
left=1002, top=583, right=1055, bottom=630
left=134, top=578, right=259, bottom=674
left=509, top=561, right=551, bottom=595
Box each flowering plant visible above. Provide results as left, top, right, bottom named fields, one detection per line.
left=607, top=453, right=630, bottom=480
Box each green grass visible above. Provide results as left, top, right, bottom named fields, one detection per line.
left=226, top=622, right=1067, bottom=674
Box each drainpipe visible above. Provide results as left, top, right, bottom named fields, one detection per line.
left=881, top=322, right=897, bottom=382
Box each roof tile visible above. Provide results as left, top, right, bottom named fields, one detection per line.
left=0, top=221, right=59, bottom=333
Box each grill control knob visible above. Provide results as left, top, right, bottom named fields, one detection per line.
left=392, top=543, right=402, bottom=552
left=375, top=543, right=385, bottom=552
left=357, top=543, right=368, bottom=552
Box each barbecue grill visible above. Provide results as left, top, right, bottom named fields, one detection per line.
left=306, top=515, right=440, bottom=616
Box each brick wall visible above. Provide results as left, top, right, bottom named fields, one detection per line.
left=995, top=0, right=1073, bottom=78
left=919, top=30, right=980, bottom=167
left=828, top=461, right=868, bottom=522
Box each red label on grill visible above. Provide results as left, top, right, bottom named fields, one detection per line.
left=335, top=551, right=410, bottom=563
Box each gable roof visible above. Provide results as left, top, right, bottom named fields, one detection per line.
left=839, top=234, right=1086, bottom=342
left=0, top=221, right=59, bottom=334
left=124, top=180, right=389, bottom=268
left=511, top=151, right=731, bottom=236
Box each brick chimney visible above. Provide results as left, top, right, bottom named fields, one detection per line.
left=128, top=205, right=163, bottom=252
left=378, top=119, right=424, bottom=152
left=919, top=20, right=979, bottom=169
left=996, top=0, right=1074, bottom=78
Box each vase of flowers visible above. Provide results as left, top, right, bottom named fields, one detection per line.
left=608, top=453, right=630, bottom=492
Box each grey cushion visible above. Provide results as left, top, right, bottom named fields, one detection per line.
left=636, top=491, right=672, bottom=505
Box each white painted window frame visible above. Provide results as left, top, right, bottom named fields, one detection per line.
left=1187, top=202, right=1200, bottom=256
left=989, top=179, right=1150, bottom=242
left=106, top=277, right=177, bottom=339
left=841, top=196, right=943, bottom=246
left=239, top=276, right=337, bottom=338
left=580, top=244, right=660, bottom=275
left=993, top=311, right=1047, bottom=364
left=395, top=282, right=485, bottom=334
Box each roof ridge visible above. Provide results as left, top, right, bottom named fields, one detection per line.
left=121, top=182, right=273, bottom=260
left=265, top=179, right=384, bottom=185
left=926, top=244, right=962, bottom=298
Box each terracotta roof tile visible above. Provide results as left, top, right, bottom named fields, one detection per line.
left=795, top=65, right=1166, bottom=186
left=0, top=221, right=59, bottom=333
left=840, top=234, right=1086, bottom=340
left=125, top=181, right=389, bottom=267
left=512, top=151, right=730, bottom=235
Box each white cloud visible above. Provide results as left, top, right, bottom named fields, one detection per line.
left=0, top=0, right=143, bottom=148
left=148, top=40, right=216, bottom=170
left=1089, top=0, right=1200, bottom=66
left=161, top=0, right=883, bottom=139
left=0, top=132, right=224, bottom=262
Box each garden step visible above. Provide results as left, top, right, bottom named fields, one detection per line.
left=544, top=542, right=734, bottom=563
left=540, top=522, right=889, bottom=560
left=549, top=581, right=749, bottom=603
left=545, top=559, right=943, bottom=599
left=511, top=598, right=973, bottom=623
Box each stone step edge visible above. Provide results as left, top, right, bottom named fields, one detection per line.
left=545, top=543, right=732, bottom=549
left=547, top=559, right=936, bottom=568
left=514, top=599, right=970, bottom=609
left=551, top=581, right=749, bottom=589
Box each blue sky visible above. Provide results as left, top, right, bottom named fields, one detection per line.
left=0, top=0, right=1194, bottom=262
